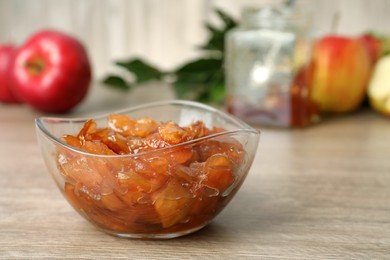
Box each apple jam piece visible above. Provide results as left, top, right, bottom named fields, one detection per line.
left=196, top=136, right=245, bottom=166
left=152, top=178, right=193, bottom=228
left=184, top=120, right=210, bottom=140
left=158, top=121, right=188, bottom=145
left=202, top=154, right=234, bottom=192
left=108, top=113, right=158, bottom=138
left=77, top=119, right=97, bottom=140
left=87, top=128, right=130, bottom=154
left=100, top=192, right=127, bottom=211
left=118, top=160, right=169, bottom=194
left=58, top=153, right=103, bottom=197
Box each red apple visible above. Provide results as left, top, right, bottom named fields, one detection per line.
left=359, top=33, right=382, bottom=65
left=0, top=44, right=22, bottom=103
left=9, top=30, right=91, bottom=113
left=310, top=35, right=372, bottom=113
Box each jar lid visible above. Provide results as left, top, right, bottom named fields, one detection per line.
left=241, top=5, right=308, bottom=30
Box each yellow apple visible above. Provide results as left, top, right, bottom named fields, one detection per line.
left=368, top=55, right=390, bottom=116
left=310, top=35, right=373, bottom=113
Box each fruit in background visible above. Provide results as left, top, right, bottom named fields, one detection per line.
left=0, top=44, right=22, bottom=103
left=367, top=55, right=390, bottom=117
left=9, top=30, right=91, bottom=113
left=310, top=35, right=372, bottom=113
left=359, top=33, right=382, bottom=65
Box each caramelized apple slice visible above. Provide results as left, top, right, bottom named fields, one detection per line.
left=158, top=121, right=188, bottom=144
left=197, top=136, right=245, bottom=166
left=152, top=179, right=193, bottom=228
left=108, top=113, right=158, bottom=138
left=77, top=119, right=97, bottom=141
left=202, top=154, right=234, bottom=192
left=87, top=128, right=130, bottom=154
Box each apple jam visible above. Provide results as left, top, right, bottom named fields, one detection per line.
left=57, top=114, right=245, bottom=235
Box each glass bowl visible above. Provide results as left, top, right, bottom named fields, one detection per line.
left=35, top=100, right=260, bottom=239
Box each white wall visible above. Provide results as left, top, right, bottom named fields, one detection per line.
left=1, top=0, right=389, bottom=80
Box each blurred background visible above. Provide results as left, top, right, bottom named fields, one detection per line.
left=1, top=0, right=389, bottom=80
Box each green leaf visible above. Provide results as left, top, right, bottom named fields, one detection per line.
left=175, top=59, right=221, bottom=90
left=115, top=58, right=163, bottom=83
left=199, top=10, right=237, bottom=52
left=173, top=81, right=203, bottom=99
left=173, top=61, right=225, bottom=104
left=194, top=69, right=225, bottom=104
left=216, top=8, right=237, bottom=30
left=199, top=31, right=225, bottom=52
left=208, top=69, right=225, bottom=103
left=205, top=23, right=220, bottom=35
left=172, top=58, right=224, bottom=102
left=175, top=58, right=222, bottom=75
left=102, top=75, right=131, bottom=91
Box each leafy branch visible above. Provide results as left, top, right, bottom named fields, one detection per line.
left=102, top=9, right=237, bottom=104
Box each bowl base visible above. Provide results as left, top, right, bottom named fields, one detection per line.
left=103, top=224, right=208, bottom=239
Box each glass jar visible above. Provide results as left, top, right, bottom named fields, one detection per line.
left=225, top=5, right=320, bottom=127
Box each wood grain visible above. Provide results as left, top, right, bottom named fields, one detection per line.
left=0, top=86, right=389, bottom=258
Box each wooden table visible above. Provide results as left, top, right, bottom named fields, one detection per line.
left=1, top=86, right=390, bottom=259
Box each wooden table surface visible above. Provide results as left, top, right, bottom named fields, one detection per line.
left=1, top=86, right=390, bottom=259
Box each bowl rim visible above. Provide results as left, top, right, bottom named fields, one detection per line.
left=35, top=99, right=260, bottom=158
